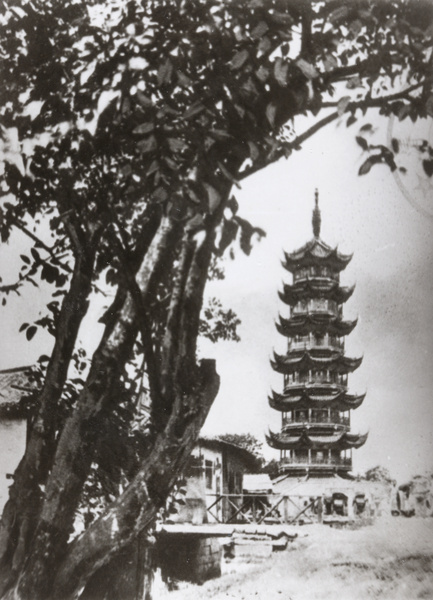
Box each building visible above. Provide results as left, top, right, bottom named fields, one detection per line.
left=267, top=191, right=368, bottom=479
left=0, top=366, right=35, bottom=511
left=174, top=437, right=258, bottom=525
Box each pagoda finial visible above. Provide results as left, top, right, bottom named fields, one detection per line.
left=312, top=188, right=321, bottom=237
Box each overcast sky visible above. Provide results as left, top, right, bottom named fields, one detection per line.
left=1, top=111, right=432, bottom=484
left=199, top=112, right=433, bottom=483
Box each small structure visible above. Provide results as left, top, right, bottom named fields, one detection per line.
left=396, top=476, right=433, bottom=517
left=0, top=366, right=35, bottom=510
left=174, top=437, right=258, bottom=525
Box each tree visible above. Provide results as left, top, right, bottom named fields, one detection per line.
left=0, top=1, right=432, bottom=598
left=363, top=465, right=395, bottom=485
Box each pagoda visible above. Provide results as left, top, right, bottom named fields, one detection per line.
left=267, top=191, right=367, bottom=477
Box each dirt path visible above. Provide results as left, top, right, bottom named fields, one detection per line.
left=155, top=518, right=433, bottom=600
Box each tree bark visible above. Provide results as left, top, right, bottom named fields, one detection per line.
left=8, top=216, right=179, bottom=600
left=0, top=245, right=97, bottom=591
left=50, top=358, right=219, bottom=600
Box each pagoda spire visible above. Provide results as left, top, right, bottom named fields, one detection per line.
left=312, top=188, right=321, bottom=238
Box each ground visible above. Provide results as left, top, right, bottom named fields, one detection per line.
left=155, top=517, right=433, bottom=600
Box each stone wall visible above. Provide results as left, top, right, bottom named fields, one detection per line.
left=157, top=534, right=222, bottom=584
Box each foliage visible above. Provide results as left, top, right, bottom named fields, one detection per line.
left=0, top=1, right=431, bottom=598
left=363, top=465, right=395, bottom=485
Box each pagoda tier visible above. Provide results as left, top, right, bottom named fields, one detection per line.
left=279, top=281, right=355, bottom=305
left=267, top=190, right=367, bottom=476
left=271, top=350, right=362, bottom=374
left=267, top=430, right=368, bottom=451
left=276, top=314, right=357, bottom=337
left=282, top=239, right=352, bottom=273
left=269, top=389, right=366, bottom=412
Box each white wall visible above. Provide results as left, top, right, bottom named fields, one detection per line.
left=0, top=419, right=26, bottom=511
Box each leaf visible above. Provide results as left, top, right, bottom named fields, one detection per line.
left=217, top=218, right=239, bottom=255
left=247, top=141, right=260, bottom=161
left=205, top=184, right=220, bottom=213
left=251, top=21, right=269, bottom=40
left=132, top=123, right=154, bottom=135
left=136, top=136, right=157, bottom=154
left=217, top=162, right=241, bottom=189
left=19, top=323, right=29, bottom=332
left=337, top=96, right=351, bottom=116
left=30, top=248, right=40, bottom=261
left=323, top=54, right=338, bottom=72
left=423, top=159, right=433, bottom=177
left=346, top=114, right=357, bottom=127
left=256, top=65, right=269, bottom=82
left=356, top=136, right=369, bottom=151
left=230, top=49, right=249, bottom=70
left=41, top=263, right=59, bottom=284
left=274, top=57, right=288, bottom=87
left=358, top=154, right=382, bottom=175
left=391, top=138, right=399, bottom=153
left=26, top=325, right=37, bottom=341
left=168, top=138, right=188, bottom=153
left=346, top=76, right=362, bottom=89
left=182, top=103, right=206, bottom=120
left=227, top=196, right=239, bottom=215
left=359, top=123, right=373, bottom=133
left=328, top=6, right=349, bottom=23
left=295, top=58, right=319, bottom=80
left=20, top=254, right=30, bottom=265
left=135, top=91, right=153, bottom=108
left=426, top=94, right=433, bottom=118
left=157, top=59, right=173, bottom=85
left=265, top=102, right=277, bottom=127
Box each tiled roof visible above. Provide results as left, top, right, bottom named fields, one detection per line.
left=0, top=366, right=35, bottom=406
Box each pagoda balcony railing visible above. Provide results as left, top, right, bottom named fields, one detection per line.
left=291, top=306, right=340, bottom=318
left=279, top=456, right=352, bottom=468
left=289, top=338, right=344, bottom=352
left=293, top=272, right=339, bottom=284
left=282, top=414, right=350, bottom=427
left=283, top=377, right=348, bottom=390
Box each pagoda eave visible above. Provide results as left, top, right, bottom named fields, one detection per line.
left=271, top=351, right=362, bottom=374
left=282, top=241, right=352, bottom=274
left=267, top=430, right=368, bottom=451
left=269, top=390, right=366, bottom=411
left=279, top=282, right=355, bottom=305
left=277, top=316, right=357, bottom=337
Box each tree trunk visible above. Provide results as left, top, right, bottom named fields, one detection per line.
left=0, top=247, right=96, bottom=591
left=50, top=358, right=219, bottom=600
left=49, top=224, right=218, bottom=600
left=7, top=217, right=179, bottom=600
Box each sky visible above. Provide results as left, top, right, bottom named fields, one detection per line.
left=1, top=111, right=432, bottom=484
left=198, top=112, right=433, bottom=483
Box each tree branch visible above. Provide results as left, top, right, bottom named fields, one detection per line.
left=239, top=81, right=427, bottom=181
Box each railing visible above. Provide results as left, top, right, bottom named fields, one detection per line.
left=282, top=414, right=350, bottom=427
left=283, top=377, right=348, bottom=389
left=204, top=493, right=317, bottom=525
left=289, top=335, right=344, bottom=352
left=279, top=456, right=352, bottom=468
left=293, top=271, right=339, bottom=283
left=292, top=299, right=340, bottom=316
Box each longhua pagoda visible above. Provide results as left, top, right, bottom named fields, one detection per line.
left=267, top=191, right=367, bottom=478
